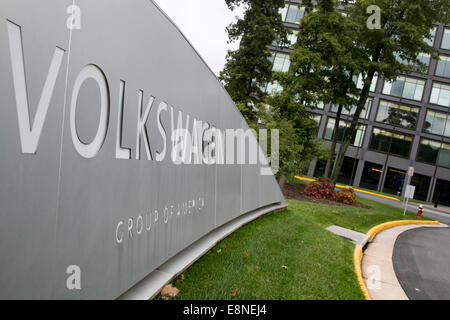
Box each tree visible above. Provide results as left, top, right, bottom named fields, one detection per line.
left=220, top=0, right=288, bottom=124
left=276, top=0, right=360, bottom=179
left=260, top=92, right=323, bottom=189
left=330, top=0, right=450, bottom=182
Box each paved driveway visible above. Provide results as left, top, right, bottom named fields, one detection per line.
left=354, top=191, right=450, bottom=299
left=393, top=227, right=450, bottom=300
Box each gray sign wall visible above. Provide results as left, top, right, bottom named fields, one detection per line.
left=0, top=0, right=285, bottom=299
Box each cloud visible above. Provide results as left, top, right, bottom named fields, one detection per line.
left=153, top=0, right=244, bottom=76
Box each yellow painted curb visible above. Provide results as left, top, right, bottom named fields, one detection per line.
left=366, top=220, right=440, bottom=242
left=354, top=219, right=440, bottom=300
left=354, top=245, right=371, bottom=300
left=294, top=176, right=401, bottom=202
left=294, top=176, right=316, bottom=182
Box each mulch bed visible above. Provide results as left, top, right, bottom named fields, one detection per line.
left=282, top=182, right=371, bottom=209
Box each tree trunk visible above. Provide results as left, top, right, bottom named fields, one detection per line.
left=324, top=104, right=343, bottom=178
left=324, top=70, right=354, bottom=178
left=278, top=175, right=286, bottom=190
left=331, top=71, right=376, bottom=183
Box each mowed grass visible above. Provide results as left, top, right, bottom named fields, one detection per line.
left=160, top=198, right=430, bottom=300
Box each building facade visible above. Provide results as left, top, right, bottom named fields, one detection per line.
left=269, top=0, right=450, bottom=205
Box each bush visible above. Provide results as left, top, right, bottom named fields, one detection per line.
left=304, top=181, right=336, bottom=200
left=336, top=189, right=357, bottom=205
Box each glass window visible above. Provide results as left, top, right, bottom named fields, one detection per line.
left=354, top=74, right=378, bottom=92
left=359, top=162, right=383, bottom=191
left=437, top=143, right=450, bottom=168
left=265, top=81, right=283, bottom=95
left=441, top=28, right=450, bottom=50
left=288, top=30, right=298, bottom=46
left=271, top=52, right=290, bottom=72
left=410, top=173, right=431, bottom=202
left=369, top=128, right=391, bottom=153
left=376, top=100, right=419, bottom=129
left=395, top=52, right=430, bottom=70
left=390, top=132, right=413, bottom=158
left=424, top=110, right=450, bottom=137
left=434, top=179, right=450, bottom=207
left=383, top=167, right=406, bottom=196
left=311, top=114, right=321, bottom=124
left=273, top=29, right=298, bottom=48
left=417, top=53, right=431, bottom=68
left=279, top=6, right=288, bottom=21
left=417, top=139, right=441, bottom=164
left=337, top=157, right=359, bottom=186
left=306, top=101, right=325, bottom=110
left=382, top=76, right=425, bottom=101
left=330, top=97, right=373, bottom=119
left=285, top=5, right=306, bottom=24
left=324, top=118, right=366, bottom=147
left=425, top=27, right=437, bottom=46
left=369, top=128, right=413, bottom=158
left=417, top=139, right=450, bottom=169
left=436, top=55, right=450, bottom=79
left=316, top=101, right=325, bottom=110
left=430, top=82, right=450, bottom=107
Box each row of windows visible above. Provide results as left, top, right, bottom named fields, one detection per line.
left=328, top=98, right=450, bottom=135
left=320, top=117, right=450, bottom=168
left=382, top=77, right=450, bottom=107
left=330, top=97, right=373, bottom=119
left=417, top=139, right=450, bottom=168
left=275, top=47, right=450, bottom=79
left=269, top=51, right=450, bottom=107
left=323, top=118, right=366, bottom=148
left=280, top=2, right=450, bottom=50
left=375, top=100, right=419, bottom=129
left=279, top=2, right=449, bottom=50
left=394, top=52, right=431, bottom=70
left=395, top=52, right=450, bottom=78
left=382, top=76, right=425, bottom=101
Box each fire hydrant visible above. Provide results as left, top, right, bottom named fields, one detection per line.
left=417, top=205, right=423, bottom=218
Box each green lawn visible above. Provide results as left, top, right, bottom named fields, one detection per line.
left=158, top=198, right=430, bottom=300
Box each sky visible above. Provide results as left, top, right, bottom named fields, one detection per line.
left=154, top=0, right=244, bottom=76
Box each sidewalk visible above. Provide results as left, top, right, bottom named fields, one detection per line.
left=423, top=204, right=450, bottom=214
left=362, top=223, right=447, bottom=300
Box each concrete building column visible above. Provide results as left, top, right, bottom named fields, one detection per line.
left=307, top=159, right=317, bottom=177
left=353, top=159, right=365, bottom=187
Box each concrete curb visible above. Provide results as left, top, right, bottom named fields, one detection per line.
left=294, top=176, right=401, bottom=202
left=354, top=219, right=440, bottom=300
left=366, top=220, right=440, bottom=242
left=354, top=245, right=371, bottom=300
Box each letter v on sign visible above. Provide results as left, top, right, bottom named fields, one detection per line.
left=7, top=20, right=65, bottom=154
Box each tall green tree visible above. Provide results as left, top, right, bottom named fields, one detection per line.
left=220, top=0, right=288, bottom=124
left=330, top=0, right=450, bottom=182
left=276, top=0, right=360, bottom=179
left=260, top=92, right=323, bottom=188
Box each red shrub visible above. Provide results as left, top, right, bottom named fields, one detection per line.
left=336, top=189, right=357, bottom=205
left=304, top=181, right=336, bottom=201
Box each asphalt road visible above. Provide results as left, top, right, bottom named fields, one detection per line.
left=355, top=191, right=450, bottom=225
left=393, top=227, right=450, bottom=300
left=355, top=191, right=450, bottom=300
